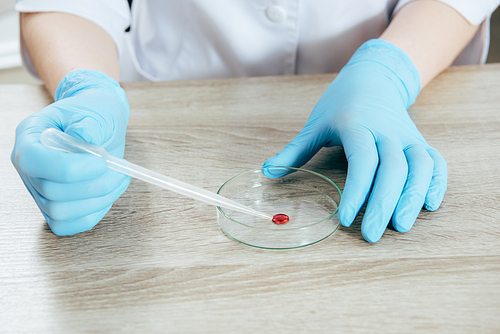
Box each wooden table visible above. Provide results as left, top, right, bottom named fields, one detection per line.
left=1, top=65, right=499, bottom=333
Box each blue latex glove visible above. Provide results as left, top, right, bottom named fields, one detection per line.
left=11, top=69, right=131, bottom=236
left=263, top=39, right=447, bottom=242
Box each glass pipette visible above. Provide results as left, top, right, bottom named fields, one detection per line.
left=40, top=128, right=273, bottom=221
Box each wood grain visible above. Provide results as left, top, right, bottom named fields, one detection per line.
left=1, top=65, right=499, bottom=333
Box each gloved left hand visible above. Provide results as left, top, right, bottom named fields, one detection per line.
left=263, top=39, right=447, bottom=242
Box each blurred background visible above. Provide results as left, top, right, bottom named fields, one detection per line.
left=0, top=0, right=39, bottom=84
left=0, top=0, right=499, bottom=85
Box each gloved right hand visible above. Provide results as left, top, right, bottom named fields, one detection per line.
left=11, top=69, right=131, bottom=236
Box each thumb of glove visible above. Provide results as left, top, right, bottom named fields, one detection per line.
left=65, top=115, right=107, bottom=145
left=64, top=114, right=125, bottom=158
left=55, top=69, right=130, bottom=158
left=263, top=118, right=330, bottom=178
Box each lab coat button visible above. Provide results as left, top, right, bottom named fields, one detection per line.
left=266, top=5, right=287, bottom=23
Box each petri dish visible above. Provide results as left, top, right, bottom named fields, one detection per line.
left=216, top=167, right=342, bottom=249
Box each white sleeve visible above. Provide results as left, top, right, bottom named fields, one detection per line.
left=394, top=0, right=500, bottom=25
left=15, top=0, right=131, bottom=79
left=393, top=0, right=500, bottom=65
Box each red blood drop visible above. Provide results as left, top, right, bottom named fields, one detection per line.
left=272, top=214, right=289, bottom=225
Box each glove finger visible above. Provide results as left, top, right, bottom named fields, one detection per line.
left=337, top=128, right=378, bottom=227
left=14, top=142, right=107, bottom=183
left=12, top=113, right=108, bottom=182
left=392, top=145, right=433, bottom=232
left=28, top=174, right=130, bottom=222
left=45, top=205, right=113, bottom=236
left=424, top=147, right=447, bottom=211
left=263, top=117, right=330, bottom=178
left=361, top=138, right=408, bottom=243
left=29, top=169, right=130, bottom=202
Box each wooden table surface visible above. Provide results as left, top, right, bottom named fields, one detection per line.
left=1, top=64, right=500, bottom=333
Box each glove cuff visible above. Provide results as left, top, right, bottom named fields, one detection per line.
left=348, top=39, right=421, bottom=108
left=55, top=69, right=123, bottom=102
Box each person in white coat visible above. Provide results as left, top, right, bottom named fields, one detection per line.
left=11, top=0, right=500, bottom=242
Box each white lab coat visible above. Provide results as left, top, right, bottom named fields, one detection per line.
left=16, top=0, right=500, bottom=82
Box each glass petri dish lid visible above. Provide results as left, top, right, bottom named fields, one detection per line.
left=217, top=167, right=342, bottom=249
